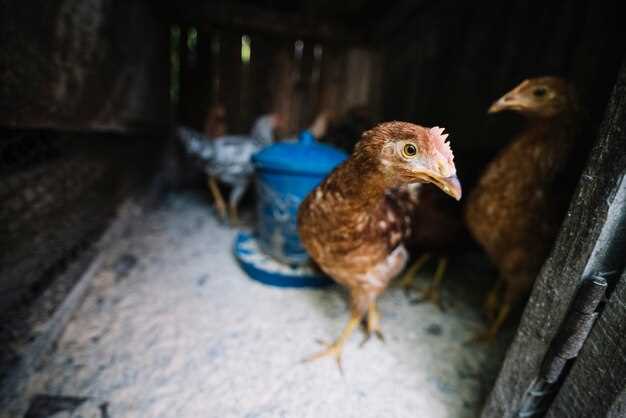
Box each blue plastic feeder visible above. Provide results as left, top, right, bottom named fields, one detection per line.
left=233, top=130, right=347, bottom=287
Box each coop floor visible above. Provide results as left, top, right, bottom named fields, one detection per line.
left=10, top=192, right=513, bottom=418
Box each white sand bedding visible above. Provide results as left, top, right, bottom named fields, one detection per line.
left=8, top=192, right=509, bottom=418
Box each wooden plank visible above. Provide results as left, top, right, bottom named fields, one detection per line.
left=481, top=60, right=626, bottom=418
left=269, top=43, right=297, bottom=136
left=544, top=72, right=626, bottom=416
left=375, top=0, right=429, bottom=40
left=297, top=41, right=315, bottom=130
left=608, top=391, right=626, bottom=418
left=546, top=268, right=626, bottom=418
left=0, top=0, right=169, bottom=133
left=247, top=34, right=276, bottom=119
left=219, top=31, right=244, bottom=133
left=343, top=49, right=375, bottom=111
left=317, top=45, right=346, bottom=118
left=173, top=0, right=365, bottom=44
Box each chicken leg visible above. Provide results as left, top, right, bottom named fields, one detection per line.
left=470, top=273, right=526, bottom=342
left=208, top=176, right=227, bottom=221
left=226, top=180, right=249, bottom=226
left=412, top=257, right=448, bottom=310
left=361, top=302, right=384, bottom=346
left=398, top=253, right=431, bottom=293
left=483, top=277, right=504, bottom=322
left=399, top=254, right=448, bottom=310
left=228, top=205, right=239, bottom=225
left=470, top=303, right=512, bottom=343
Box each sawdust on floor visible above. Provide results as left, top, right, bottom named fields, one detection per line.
left=7, top=192, right=511, bottom=418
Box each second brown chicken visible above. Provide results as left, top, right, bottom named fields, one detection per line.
left=465, top=77, right=582, bottom=340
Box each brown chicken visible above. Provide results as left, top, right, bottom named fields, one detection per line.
left=465, top=77, right=580, bottom=340
left=298, top=122, right=462, bottom=367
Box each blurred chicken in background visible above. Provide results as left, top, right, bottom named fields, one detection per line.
left=177, top=113, right=281, bottom=224
left=465, top=77, right=582, bottom=340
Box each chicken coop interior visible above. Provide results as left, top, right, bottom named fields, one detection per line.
left=2, top=1, right=626, bottom=417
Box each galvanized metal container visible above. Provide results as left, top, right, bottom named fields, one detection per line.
left=252, top=131, right=347, bottom=265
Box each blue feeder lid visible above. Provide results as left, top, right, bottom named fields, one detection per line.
left=252, top=130, right=348, bottom=175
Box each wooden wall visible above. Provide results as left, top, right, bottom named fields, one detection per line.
left=174, top=27, right=381, bottom=137
left=378, top=0, right=624, bottom=187
left=0, top=0, right=169, bottom=132
left=0, top=0, right=168, bottom=349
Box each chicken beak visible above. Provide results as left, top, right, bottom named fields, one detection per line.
left=488, top=98, right=506, bottom=113
left=489, top=85, right=528, bottom=113
left=433, top=174, right=462, bottom=201
left=488, top=94, right=520, bottom=113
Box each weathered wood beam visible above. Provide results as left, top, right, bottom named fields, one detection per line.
left=481, top=59, right=626, bottom=418
left=171, top=1, right=366, bottom=44
left=374, top=0, right=431, bottom=40
left=546, top=268, right=626, bottom=417
left=543, top=64, right=626, bottom=418
left=1, top=0, right=170, bottom=133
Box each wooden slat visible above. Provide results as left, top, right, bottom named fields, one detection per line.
left=296, top=41, right=315, bottom=130
left=173, top=0, right=365, bottom=44
left=543, top=65, right=626, bottom=417
left=219, top=31, right=244, bottom=133
left=247, top=35, right=277, bottom=118
left=317, top=45, right=346, bottom=118
left=546, top=268, right=626, bottom=417
left=481, top=60, right=626, bottom=418
left=0, top=0, right=169, bottom=133
left=269, top=42, right=298, bottom=136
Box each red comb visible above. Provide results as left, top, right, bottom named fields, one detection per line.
left=428, top=126, right=454, bottom=162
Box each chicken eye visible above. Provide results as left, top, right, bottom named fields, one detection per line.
left=533, top=87, right=547, bottom=98
left=402, top=143, right=417, bottom=158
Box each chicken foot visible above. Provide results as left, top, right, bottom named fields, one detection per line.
left=304, top=313, right=362, bottom=372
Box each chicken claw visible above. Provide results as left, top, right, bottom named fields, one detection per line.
left=303, top=314, right=361, bottom=372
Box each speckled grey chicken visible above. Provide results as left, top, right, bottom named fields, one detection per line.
left=465, top=77, right=581, bottom=340
left=298, top=122, right=462, bottom=366
left=177, top=114, right=278, bottom=223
